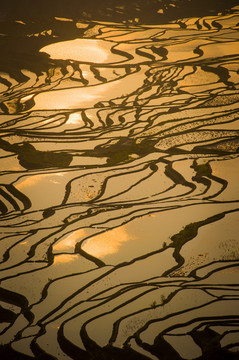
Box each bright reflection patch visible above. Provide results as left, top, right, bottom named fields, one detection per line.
left=40, top=39, right=123, bottom=64
left=82, top=227, right=135, bottom=258
left=15, top=173, right=64, bottom=190
left=54, top=254, right=79, bottom=264
left=66, top=112, right=85, bottom=126
left=54, top=229, right=86, bottom=251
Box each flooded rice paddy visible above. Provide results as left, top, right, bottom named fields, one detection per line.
left=0, top=2, right=239, bottom=359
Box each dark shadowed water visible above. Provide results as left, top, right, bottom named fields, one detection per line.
left=0, top=1, right=239, bottom=359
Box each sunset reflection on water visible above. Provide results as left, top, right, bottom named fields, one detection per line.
left=82, top=227, right=135, bottom=258
left=0, top=3, right=239, bottom=359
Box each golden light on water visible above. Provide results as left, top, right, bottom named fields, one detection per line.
left=15, top=173, right=64, bottom=190
left=66, top=112, right=85, bottom=126
left=15, top=175, right=43, bottom=190
left=81, top=227, right=135, bottom=258
left=54, top=17, right=73, bottom=22
left=31, top=68, right=145, bottom=110
left=2, top=7, right=239, bottom=358
left=40, top=39, right=111, bottom=63
left=53, top=229, right=87, bottom=251
left=54, top=254, right=79, bottom=264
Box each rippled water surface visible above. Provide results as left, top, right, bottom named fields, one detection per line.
left=0, top=2, right=239, bottom=359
